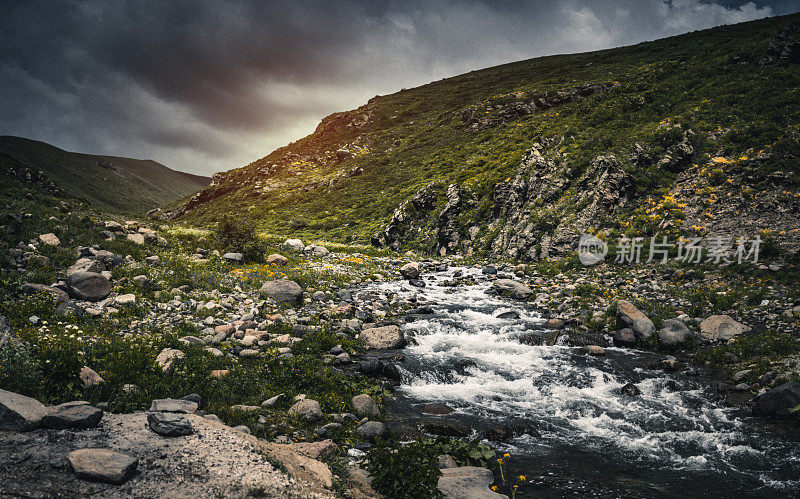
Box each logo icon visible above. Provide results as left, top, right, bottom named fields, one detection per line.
left=578, top=233, right=608, bottom=266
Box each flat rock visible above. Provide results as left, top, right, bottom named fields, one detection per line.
left=147, top=412, right=193, bottom=436
left=222, top=252, right=243, bottom=262
left=68, top=448, right=138, bottom=484
left=155, top=348, right=184, bottom=371
left=616, top=300, right=648, bottom=327
left=149, top=398, right=198, bottom=414
left=41, top=401, right=103, bottom=429
left=359, top=325, right=404, bottom=349
left=38, top=233, right=60, bottom=246
left=20, top=283, right=69, bottom=305
left=266, top=254, right=289, bottom=265
left=438, top=466, right=505, bottom=499
left=698, top=315, right=750, bottom=343
left=0, top=388, right=47, bottom=431
left=67, top=258, right=106, bottom=275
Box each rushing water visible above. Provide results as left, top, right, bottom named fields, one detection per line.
left=363, top=266, right=800, bottom=498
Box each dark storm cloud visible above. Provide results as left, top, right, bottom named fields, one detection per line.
left=0, top=0, right=793, bottom=175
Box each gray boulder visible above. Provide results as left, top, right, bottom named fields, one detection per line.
left=260, top=279, right=303, bottom=304
left=0, top=388, right=47, bottom=431
left=20, top=283, right=69, bottom=305
left=752, top=382, right=800, bottom=417
left=400, top=262, right=421, bottom=279
left=66, top=271, right=111, bottom=302
left=438, top=466, right=505, bottom=499
left=282, top=238, right=305, bottom=252
left=355, top=421, right=387, bottom=440
left=68, top=448, right=138, bottom=484
left=352, top=394, right=380, bottom=419
left=359, top=325, right=405, bottom=349
left=67, top=258, right=106, bottom=275
left=632, top=317, right=655, bottom=341
left=658, top=319, right=690, bottom=348
left=698, top=315, right=750, bottom=343
left=492, top=279, right=534, bottom=300
left=41, top=401, right=103, bottom=429
left=288, top=399, right=323, bottom=422
left=147, top=412, right=193, bottom=436
left=612, top=328, right=636, bottom=347
left=222, top=252, right=243, bottom=262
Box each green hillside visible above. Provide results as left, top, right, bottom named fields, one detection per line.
left=0, top=136, right=209, bottom=214
left=178, top=13, right=800, bottom=260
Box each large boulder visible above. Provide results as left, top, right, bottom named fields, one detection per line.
left=288, top=399, right=323, bottom=422
left=356, top=421, right=387, bottom=440
left=632, top=317, right=655, bottom=341
left=68, top=448, right=138, bottom=484
left=260, top=279, right=303, bottom=304
left=616, top=300, right=648, bottom=328
left=438, top=466, right=505, bottom=499
left=147, top=412, right=194, bottom=436
left=352, top=394, right=380, bottom=419
left=359, top=325, right=405, bottom=349
left=66, top=271, right=111, bottom=302
left=752, top=382, right=800, bottom=417
left=0, top=388, right=47, bottom=431
left=492, top=279, right=534, bottom=300
left=698, top=315, right=750, bottom=343
left=41, top=401, right=103, bottom=429
left=282, top=239, right=305, bottom=252
left=400, top=262, right=421, bottom=280
left=658, top=319, right=690, bottom=348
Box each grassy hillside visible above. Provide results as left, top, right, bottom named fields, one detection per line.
left=0, top=136, right=209, bottom=214
left=178, top=13, right=800, bottom=258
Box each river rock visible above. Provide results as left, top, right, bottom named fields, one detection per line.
left=438, top=466, right=505, bottom=499
left=616, top=300, right=648, bottom=327
left=359, top=325, right=404, bottom=349
left=149, top=398, right=198, bottom=414
left=632, top=317, right=655, bottom=341
left=698, top=315, right=750, bottom=343
left=658, top=319, right=690, bottom=348
left=613, top=328, right=636, bottom=347
left=288, top=399, right=323, bottom=422
left=0, top=388, right=47, bottom=431
left=420, top=419, right=470, bottom=437
left=492, top=279, right=533, bottom=300
left=752, top=382, right=800, bottom=417
left=260, top=279, right=302, bottom=303
left=621, top=382, right=641, bottom=396
left=147, top=412, right=193, bottom=436
left=266, top=254, right=289, bottom=265
left=41, top=401, right=103, bottom=429
left=352, top=394, right=379, bottom=419
left=400, top=262, right=421, bottom=279
left=66, top=271, right=111, bottom=301
left=68, top=448, right=138, bottom=484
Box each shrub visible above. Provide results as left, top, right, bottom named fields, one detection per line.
left=366, top=440, right=443, bottom=499
left=214, top=219, right=267, bottom=262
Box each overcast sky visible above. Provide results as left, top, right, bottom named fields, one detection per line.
left=0, top=0, right=798, bottom=176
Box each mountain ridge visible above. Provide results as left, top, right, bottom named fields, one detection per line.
left=0, top=135, right=209, bottom=214
left=176, top=12, right=800, bottom=261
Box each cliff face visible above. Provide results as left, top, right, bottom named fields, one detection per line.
left=177, top=13, right=800, bottom=262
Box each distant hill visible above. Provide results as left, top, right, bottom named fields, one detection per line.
left=0, top=136, right=210, bottom=214
left=176, top=12, right=800, bottom=261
